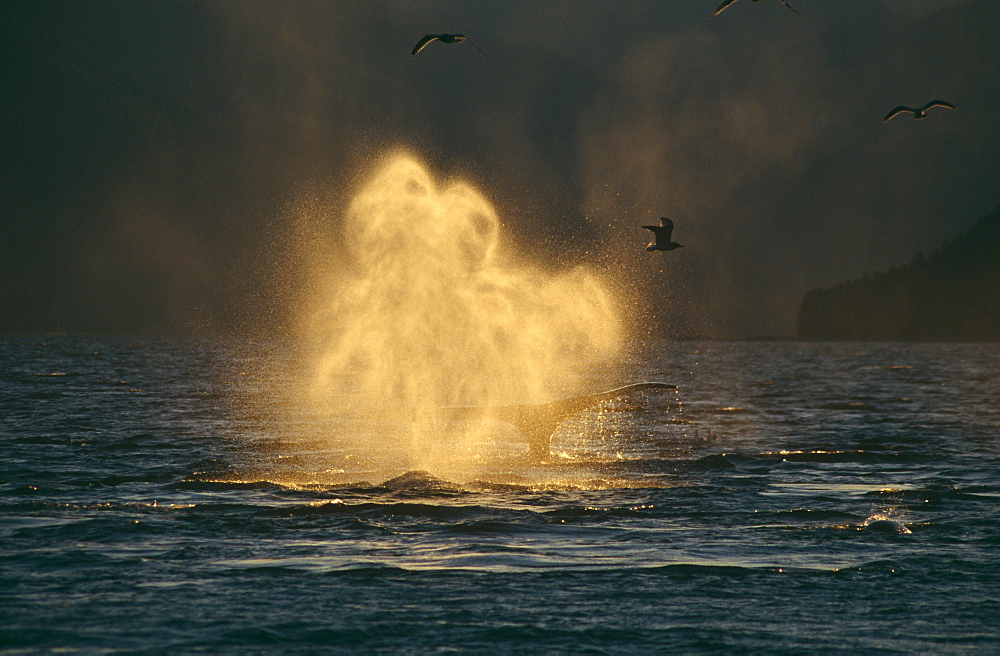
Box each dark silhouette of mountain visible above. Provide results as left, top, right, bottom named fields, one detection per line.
left=797, top=206, right=1000, bottom=341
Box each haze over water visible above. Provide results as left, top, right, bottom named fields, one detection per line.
left=4, top=1, right=997, bottom=338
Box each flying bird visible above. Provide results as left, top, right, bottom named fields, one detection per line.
left=643, top=217, right=683, bottom=252
left=883, top=100, right=956, bottom=122
left=411, top=34, right=485, bottom=57
left=712, top=0, right=798, bottom=17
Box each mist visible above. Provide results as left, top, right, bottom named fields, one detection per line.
left=1, top=0, right=997, bottom=338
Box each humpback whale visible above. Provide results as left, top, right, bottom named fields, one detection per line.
left=863, top=518, right=911, bottom=534
left=433, top=382, right=677, bottom=460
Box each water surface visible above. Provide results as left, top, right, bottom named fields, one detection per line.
left=2, top=339, right=998, bottom=653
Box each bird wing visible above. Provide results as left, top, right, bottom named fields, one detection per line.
left=411, top=34, right=441, bottom=57
left=642, top=225, right=665, bottom=237
left=659, top=217, right=675, bottom=241
left=712, top=0, right=741, bottom=17
left=775, top=0, right=799, bottom=14
left=883, top=106, right=913, bottom=122
left=464, top=36, right=487, bottom=56
left=922, top=100, right=956, bottom=112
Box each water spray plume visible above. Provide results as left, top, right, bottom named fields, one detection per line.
left=300, top=152, right=622, bottom=474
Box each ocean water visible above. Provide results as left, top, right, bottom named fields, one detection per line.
left=2, top=337, right=999, bottom=653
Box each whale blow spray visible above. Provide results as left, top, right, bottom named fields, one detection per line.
left=300, top=152, right=621, bottom=473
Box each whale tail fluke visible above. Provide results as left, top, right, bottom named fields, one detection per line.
left=435, top=382, right=677, bottom=460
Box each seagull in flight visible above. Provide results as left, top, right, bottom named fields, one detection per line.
left=712, top=0, right=798, bottom=17
left=883, top=100, right=956, bottom=122
left=411, top=34, right=485, bottom=57
left=643, top=217, right=684, bottom=252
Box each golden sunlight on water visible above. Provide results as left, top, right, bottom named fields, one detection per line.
left=295, top=152, right=622, bottom=473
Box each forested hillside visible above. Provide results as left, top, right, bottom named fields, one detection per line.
left=797, top=207, right=1000, bottom=341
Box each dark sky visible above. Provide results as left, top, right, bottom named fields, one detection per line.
left=1, top=0, right=998, bottom=337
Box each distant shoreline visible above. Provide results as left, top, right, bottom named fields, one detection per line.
left=795, top=206, right=1000, bottom=343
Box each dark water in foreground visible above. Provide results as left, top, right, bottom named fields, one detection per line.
left=2, top=338, right=999, bottom=653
